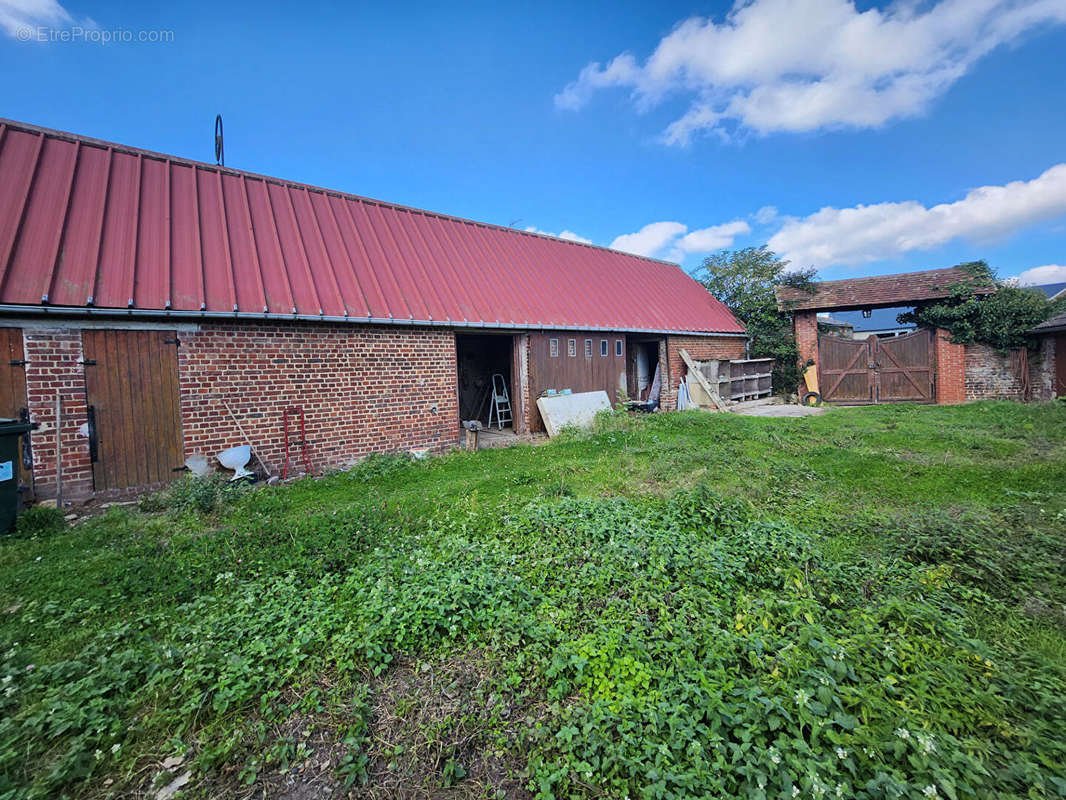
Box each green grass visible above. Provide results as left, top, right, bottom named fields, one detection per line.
left=1, top=401, right=1065, bottom=799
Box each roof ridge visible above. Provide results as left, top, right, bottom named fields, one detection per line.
left=0, top=117, right=684, bottom=271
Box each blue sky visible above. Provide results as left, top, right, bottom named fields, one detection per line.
left=2, top=0, right=1065, bottom=285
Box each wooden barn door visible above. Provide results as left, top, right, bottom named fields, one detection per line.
left=818, top=336, right=873, bottom=403
left=83, top=330, right=184, bottom=491
left=875, top=330, right=933, bottom=403
left=0, top=328, right=33, bottom=496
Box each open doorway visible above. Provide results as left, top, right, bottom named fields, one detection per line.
left=626, top=337, right=662, bottom=407
left=456, top=334, right=513, bottom=429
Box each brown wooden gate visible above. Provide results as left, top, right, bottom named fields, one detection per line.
left=876, top=330, right=933, bottom=402
left=818, top=335, right=874, bottom=403
left=83, top=330, right=184, bottom=491
left=818, top=330, right=933, bottom=404
left=0, top=327, right=33, bottom=495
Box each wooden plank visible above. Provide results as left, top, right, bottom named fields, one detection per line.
left=678, top=349, right=726, bottom=410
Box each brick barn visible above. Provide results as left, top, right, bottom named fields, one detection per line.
left=0, top=119, right=746, bottom=499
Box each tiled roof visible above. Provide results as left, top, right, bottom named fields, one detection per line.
left=0, top=119, right=744, bottom=335
left=776, top=267, right=994, bottom=312
left=1031, top=311, right=1066, bottom=334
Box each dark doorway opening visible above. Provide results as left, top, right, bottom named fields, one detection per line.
left=626, top=337, right=662, bottom=404
left=456, top=334, right=513, bottom=426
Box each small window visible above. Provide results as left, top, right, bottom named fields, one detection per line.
left=615, top=339, right=623, bottom=357
left=549, top=338, right=559, bottom=358
left=567, top=338, right=576, bottom=357
left=584, top=339, right=592, bottom=357
left=600, top=339, right=608, bottom=357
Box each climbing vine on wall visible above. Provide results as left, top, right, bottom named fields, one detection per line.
left=900, top=261, right=1066, bottom=352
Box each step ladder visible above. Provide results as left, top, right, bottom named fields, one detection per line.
left=488, top=373, right=512, bottom=430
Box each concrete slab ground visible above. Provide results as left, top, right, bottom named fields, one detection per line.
left=731, top=398, right=826, bottom=417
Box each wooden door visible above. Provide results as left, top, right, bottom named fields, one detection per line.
left=876, top=330, right=933, bottom=403
left=0, top=328, right=32, bottom=494
left=82, top=330, right=184, bottom=491
left=818, top=335, right=873, bottom=403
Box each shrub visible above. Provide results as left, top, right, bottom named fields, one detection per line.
left=145, top=475, right=252, bottom=515
left=12, top=505, right=67, bottom=538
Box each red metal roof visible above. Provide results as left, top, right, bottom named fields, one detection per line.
left=0, top=119, right=743, bottom=335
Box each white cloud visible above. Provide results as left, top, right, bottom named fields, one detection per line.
left=768, top=163, right=1066, bottom=269
left=676, top=220, right=751, bottom=253
left=524, top=225, right=593, bottom=245
left=0, top=0, right=71, bottom=36
left=556, top=0, right=1066, bottom=142
left=609, top=218, right=749, bottom=259
left=610, top=221, right=687, bottom=257
left=754, top=205, right=778, bottom=225
left=1015, top=264, right=1066, bottom=285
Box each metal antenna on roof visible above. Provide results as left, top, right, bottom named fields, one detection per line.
left=214, top=114, right=224, bottom=167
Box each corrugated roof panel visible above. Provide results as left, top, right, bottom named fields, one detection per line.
left=4, top=136, right=76, bottom=304
left=366, top=202, right=433, bottom=321
left=50, top=143, right=110, bottom=307
left=346, top=200, right=412, bottom=320
left=437, top=218, right=507, bottom=324
left=290, top=188, right=349, bottom=317
left=197, top=167, right=237, bottom=313
left=0, top=128, right=44, bottom=287
left=167, top=161, right=204, bottom=311
left=325, top=193, right=387, bottom=318
left=0, top=119, right=745, bottom=335
left=387, top=209, right=455, bottom=322
left=133, top=156, right=170, bottom=310
left=95, top=150, right=141, bottom=308
left=404, top=211, right=470, bottom=323
left=420, top=214, right=495, bottom=324
left=268, top=181, right=321, bottom=315
left=220, top=174, right=268, bottom=314
left=483, top=225, right=558, bottom=326
left=244, top=178, right=294, bottom=314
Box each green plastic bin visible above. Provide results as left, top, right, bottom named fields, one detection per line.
left=0, top=418, right=34, bottom=534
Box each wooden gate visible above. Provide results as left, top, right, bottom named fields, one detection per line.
left=876, top=330, right=933, bottom=402
left=83, top=330, right=184, bottom=491
left=818, top=335, right=874, bottom=403
left=818, top=330, right=933, bottom=404
left=0, top=327, right=33, bottom=495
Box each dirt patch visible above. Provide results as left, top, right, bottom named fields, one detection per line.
left=356, top=653, right=533, bottom=800
left=125, top=654, right=535, bottom=800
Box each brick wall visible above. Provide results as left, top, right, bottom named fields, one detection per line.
left=962, top=343, right=1053, bottom=402
left=661, top=335, right=747, bottom=410
left=178, top=323, right=460, bottom=476
left=794, top=311, right=818, bottom=394
left=934, top=328, right=966, bottom=405
left=22, top=329, right=93, bottom=499
left=1036, top=336, right=1057, bottom=399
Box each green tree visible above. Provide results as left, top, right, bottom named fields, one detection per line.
left=899, top=261, right=1065, bottom=352
left=696, top=246, right=816, bottom=393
